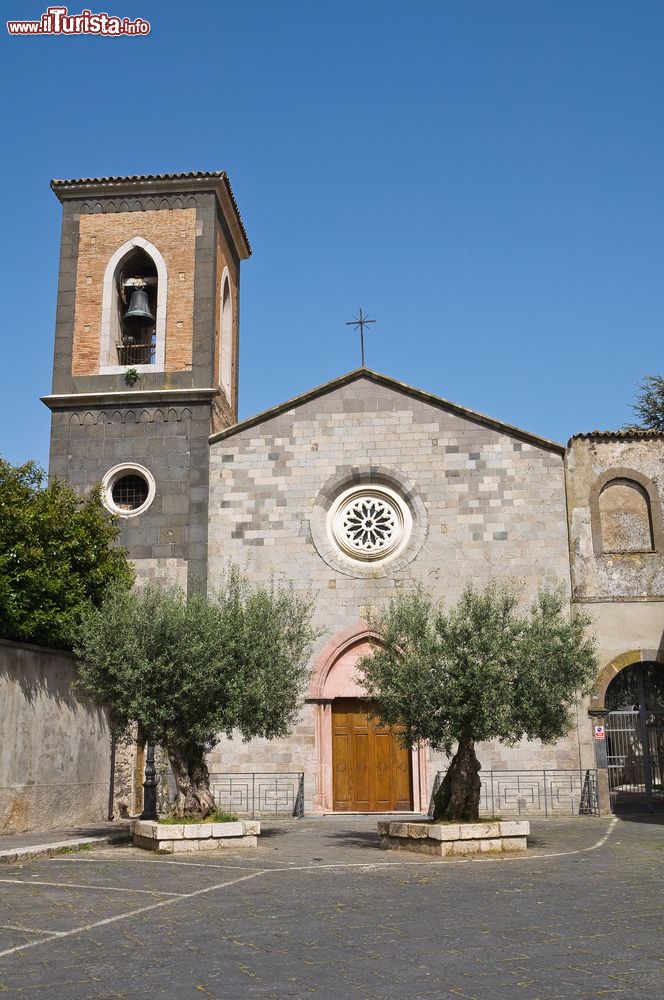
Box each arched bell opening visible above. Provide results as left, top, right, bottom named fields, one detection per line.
left=99, top=236, right=168, bottom=374
left=114, top=247, right=158, bottom=366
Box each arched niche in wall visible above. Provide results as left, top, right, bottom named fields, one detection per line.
left=589, top=468, right=663, bottom=555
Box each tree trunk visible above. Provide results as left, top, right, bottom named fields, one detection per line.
left=167, top=741, right=216, bottom=818
left=432, top=733, right=481, bottom=822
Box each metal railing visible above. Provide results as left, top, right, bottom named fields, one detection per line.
left=208, top=772, right=305, bottom=819
left=432, top=768, right=599, bottom=818
left=116, top=342, right=155, bottom=365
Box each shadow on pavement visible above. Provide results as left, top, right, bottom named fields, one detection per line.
left=249, top=824, right=291, bottom=840
left=612, top=810, right=664, bottom=826
left=320, top=829, right=381, bottom=850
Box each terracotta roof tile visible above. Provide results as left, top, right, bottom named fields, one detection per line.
left=570, top=429, right=664, bottom=441
left=51, top=170, right=228, bottom=186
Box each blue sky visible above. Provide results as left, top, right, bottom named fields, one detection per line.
left=2, top=0, right=663, bottom=468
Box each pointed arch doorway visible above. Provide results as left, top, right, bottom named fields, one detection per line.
left=309, top=624, right=429, bottom=813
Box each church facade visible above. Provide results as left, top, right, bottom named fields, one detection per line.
left=43, top=172, right=664, bottom=816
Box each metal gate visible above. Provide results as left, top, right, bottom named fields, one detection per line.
left=605, top=709, right=664, bottom=812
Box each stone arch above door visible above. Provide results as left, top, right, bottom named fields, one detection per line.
left=309, top=622, right=380, bottom=700
left=589, top=648, right=664, bottom=712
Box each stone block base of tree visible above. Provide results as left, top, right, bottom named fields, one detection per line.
left=132, top=819, right=260, bottom=853
left=377, top=820, right=529, bottom=857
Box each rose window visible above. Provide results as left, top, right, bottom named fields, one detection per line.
left=340, top=495, right=398, bottom=554
left=328, top=486, right=412, bottom=563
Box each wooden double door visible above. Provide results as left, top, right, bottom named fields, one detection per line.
left=332, top=699, right=412, bottom=812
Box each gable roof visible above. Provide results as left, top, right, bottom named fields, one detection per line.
left=210, top=368, right=565, bottom=454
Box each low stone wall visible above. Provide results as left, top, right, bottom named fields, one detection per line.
left=378, top=820, right=530, bottom=856
left=0, top=639, right=111, bottom=835
left=133, top=819, right=260, bottom=853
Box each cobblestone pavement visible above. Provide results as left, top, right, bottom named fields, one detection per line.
left=0, top=814, right=662, bottom=999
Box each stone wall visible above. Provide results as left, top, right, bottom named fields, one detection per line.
left=207, top=373, right=581, bottom=808
left=207, top=706, right=318, bottom=814
left=0, top=639, right=111, bottom=834
left=564, top=433, right=664, bottom=790
left=566, top=433, right=664, bottom=601
left=208, top=375, right=570, bottom=620
left=47, top=398, right=212, bottom=593
left=567, top=434, right=664, bottom=682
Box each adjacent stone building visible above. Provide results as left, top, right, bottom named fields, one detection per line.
left=42, top=171, right=664, bottom=816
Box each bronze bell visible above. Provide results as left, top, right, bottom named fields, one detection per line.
left=123, top=286, right=154, bottom=327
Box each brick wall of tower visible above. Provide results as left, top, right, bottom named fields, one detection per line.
left=71, top=208, right=196, bottom=375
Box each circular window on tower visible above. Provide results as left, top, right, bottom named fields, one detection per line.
left=101, top=463, right=156, bottom=518
left=327, top=484, right=413, bottom=564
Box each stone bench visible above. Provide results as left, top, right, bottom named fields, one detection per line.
left=377, top=819, right=529, bottom=856
left=132, top=819, right=260, bottom=853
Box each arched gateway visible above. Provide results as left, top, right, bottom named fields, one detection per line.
left=309, top=624, right=429, bottom=814
left=592, top=651, right=664, bottom=813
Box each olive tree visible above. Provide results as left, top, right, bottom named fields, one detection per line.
left=75, top=571, right=317, bottom=817
left=357, top=581, right=599, bottom=822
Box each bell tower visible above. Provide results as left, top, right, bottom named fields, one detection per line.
left=42, top=171, right=251, bottom=591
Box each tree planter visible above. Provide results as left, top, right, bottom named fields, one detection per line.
left=132, top=819, right=260, bottom=853
left=377, top=820, right=529, bottom=857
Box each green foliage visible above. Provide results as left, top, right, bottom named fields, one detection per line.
left=626, top=375, right=664, bottom=432
left=0, top=459, right=133, bottom=649
left=358, top=580, right=599, bottom=756
left=75, top=569, right=317, bottom=761
left=159, top=809, right=238, bottom=825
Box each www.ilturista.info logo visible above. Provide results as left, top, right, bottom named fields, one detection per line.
left=7, top=6, right=150, bottom=35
